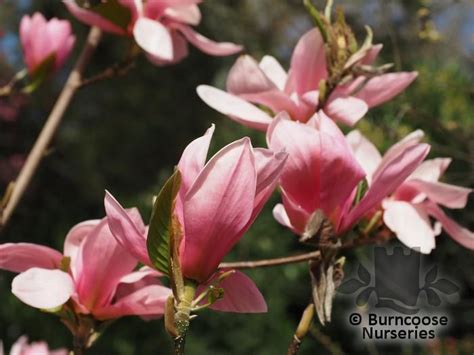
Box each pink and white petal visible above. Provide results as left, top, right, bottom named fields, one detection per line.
left=238, top=90, right=302, bottom=119
left=182, top=138, right=257, bottom=282
left=133, top=18, right=173, bottom=61
left=346, top=130, right=382, bottom=184
left=324, top=96, right=368, bottom=126
left=356, top=72, right=418, bottom=108
left=145, top=30, right=189, bottom=66
left=74, top=217, right=138, bottom=310
left=285, top=28, right=327, bottom=96
left=196, top=85, right=272, bottom=131
left=118, top=267, right=161, bottom=285
left=383, top=201, right=435, bottom=254
left=63, top=220, right=100, bottom=277
left=0, top=243, right=63, bottom=273
left=266, top=114, right=322, bottom=213
left=9, top=336, right=29, bottom=355
left=164, top=4, right=201, bottom=25
left=374, top=130, right=425, bottom=178
left=178, top=124, right=215, bottom=194
left=104, top=191, right=150, bottom=266
left=226, top=55, right=276, bottom=95
left=424, top=202, right=474, bottom=249
left=175, top=24, right=242, bottom=56
left=63, top=0, right=127, bottom=35
left=267, top=113, right=364, bottom=215
left=94, top=284, right=171, bottom=320
left=301, top=90, right=319, bottom=108
left=360, top=44, right=383, bottom=65
left=202, top=270, right=267, bottom=313
left=12, top=268, right=74, bottom=309
left=341, top=143, right=430, bottom=231
left=259, top=55, right=288, bottom=91
left=408, top=158, right=452, bottom=182
left=273, top=203, right=295, bottom=231
left=406, top=180, right=471, bottom=209
left=238, top=148, right=288, bottom=233
left=280, top=190, right=311, bottom=235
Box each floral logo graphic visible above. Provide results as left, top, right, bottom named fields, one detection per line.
left=338, top=247, right=459, bottom=314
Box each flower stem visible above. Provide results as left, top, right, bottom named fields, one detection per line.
left=174, top=280, right=197, bottom=355
left=0, top=27, right=102, bottom=229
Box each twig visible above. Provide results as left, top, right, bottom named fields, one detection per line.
left=0, top=27, right=102, bottom=229
left=219, top=250, right=321, bottom=269
left=309, top=326, right=345, bottom=355
left=80, top=60, right=135, bottom=88
left=218, top=235, right=390, bottom=270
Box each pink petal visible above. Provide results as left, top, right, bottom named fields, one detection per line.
left=164, top=4, right=201, bottom=25
left=341, top=143, right=430, bottom=231
left=196, top=85, right=272, bottom=131
left=259, top=55, right=288, bottom=91
left=238, top=90, right=305, bottom=120
left=346, top=130, right=382, bottom=184
left=182, top=138, right=256, bottom=282
left=199, top=270, right=267, bottom=313
left=133, top=18, right=173, bottom=61
left=226, top=55, right=276, bottom=95
left=10, top=337, right=67, bottom=355
left=104, top=191, right=150, bottom=266
left=285, top=28, right=327, bottom=96
left=360, top=44, right=383, bottom=65
left=405, top=180, right=471, bottom=209
left=424, top=202, right=474, bottom=249
left=279, top=189, right=312, bottom=234
left=0, top=243, right=63, bottom=273
left=175, top=24, right=242, bottom=56
left=46, top=18, right=75, bottom=70
left=12, top=268, right=74, bottom=309
left=94, top=284, right=171, bottom=320
left=356, top=72, right=418, bottom=108
left=178, top=125, right=215, bottom=195
left=408, top=158, right=451, bottom=182
left=267, top=113, right=364, bottom=218
left=383, top=200, right=436, bottom=254
left=63, top=220, right=100, bottom=278
left=144, top=0, right=202, bottom=20
left=238, top=148, right=288, bottom=233
left=324, top=96, right=368, bottom=126
left=272, top=203, right=294, bottom=230
left=145, top=30, right=189, bottom=66
left=74, top=218, right=137, bottom=311
left=374, top=130, right=424, bottom=177
left=63, top=0, right=127, bottom=35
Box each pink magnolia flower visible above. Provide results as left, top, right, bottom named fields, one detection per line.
left=0, top=336, right=67, bottom=355
left=347, top=130, right=473, bottom=253
left=105, top=125, right=287, bottom=312
left=0, top=215, right=171, bottom=320
left=20, top=13, right=75, bottom=75
left=197, top=28, right=417, bottom=131
left=269, top=112, right=430, bottom=236
left=64, top=0, right=242, bottom=65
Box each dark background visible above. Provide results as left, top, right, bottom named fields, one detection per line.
left=0, top=0, right=473, bottom=354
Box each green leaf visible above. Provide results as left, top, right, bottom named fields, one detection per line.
left=76, top=0, right=131, bottom=30
left=23, top=54, right=55, bottom=94
left=353, top=178, right=369, bottom=206
left=147, top=169, right=182, bottom=276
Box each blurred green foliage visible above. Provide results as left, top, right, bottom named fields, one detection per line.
left=0, top=0, right=473, bottom=354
